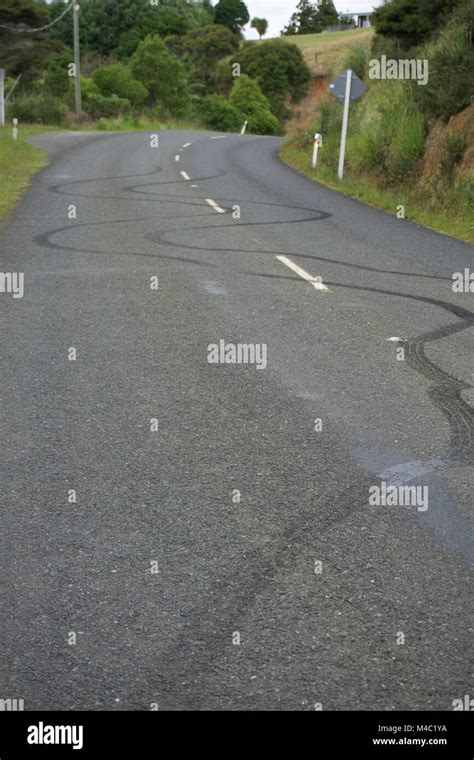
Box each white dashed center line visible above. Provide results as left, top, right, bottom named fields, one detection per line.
left=276, top=255, right=329, bottom=292
left=174, top=154, right=180, bottom=162
left=211, top=135, right=226, bottom=139
left=182, top=142, right=191, bottom=148
left=180, top=171, right=190, bottom=180
left=206, top=198, right=225, bottom=214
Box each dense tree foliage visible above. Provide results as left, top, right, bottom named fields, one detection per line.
left=0, top=0, right=66, bottom=84
left=235, top=39, right=310, bottom=117
left=92, top=63, right=148, bottom=107
left=130, top=35, right=189, bottom=114
left=214, top=0, right=249, bottom=36
left=167, top=23, right=240, bottom=94
left=229, top=74, right=281, bottom=134
left=282, top=0, right=338, bottom=35
left=372, top=0, right=464, bottom=48
left=47, top=0, right=214, bottom=58
left=250, top=17, right=268, bottom=39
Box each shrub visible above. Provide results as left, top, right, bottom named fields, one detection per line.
left=229, top=75, right=282, bottom=135
left=84, top=93, right=131, bottom=119
left=43, top=50, right=73, bottom=97
left=131, top=35, right=190, bottom=115
left=236, top=39, right=310, bottom=104
left=197, top=94, right=242, bottom=131
left=92, top=63, right=148, bottom=106
left=6, top=93, right=69, bottom=125
left=411, top=1, right=474, bottom=121
left=343, top=46, right=368, bottom=81
left=78, top=75, right=100, bottom=100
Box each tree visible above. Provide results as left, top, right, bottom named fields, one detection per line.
left=282, top=0, right=338, bottom=35
left=214, top=0, right=249, bottom=36
left=372, top=0, right=463, bottom=48
left=47, top=0, right=213, bottom=59
left=317, top=0, right=339, bottom=28
left=282, top=0, right=319, bottom=35
left=0, top=0, right=67, bottom=84
left=183, top=24, right=240, bottom=63
left=233, top=39, right=310, bottom=118
left=178, top=24, right=240, bottom=92
left=130, top=35, right=189, bottom=115
left=250, top=17, right=268, bottom=39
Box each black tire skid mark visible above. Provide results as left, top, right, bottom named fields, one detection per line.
left=39, top=166, right=474, bottom=464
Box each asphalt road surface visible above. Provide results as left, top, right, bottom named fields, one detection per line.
left=1, top=130, right=472, bottom=710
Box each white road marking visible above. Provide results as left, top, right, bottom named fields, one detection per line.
left=206, top=198, right=225, bottom=214
left=174, top=154, right=180, bottom=162
left=191, top=184, right=198, bottom=188
left=387, top=337, right=407, bottom=342
left=211, top=135, right=226, bottom=139
left=276, top=255, right=329, bottom=291
left=182, top=142, right=191, bottom=148
left=180, top=171, right=190, bottom=181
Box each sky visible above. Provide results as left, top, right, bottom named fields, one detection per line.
left=244, top=1, right=380, bottom=39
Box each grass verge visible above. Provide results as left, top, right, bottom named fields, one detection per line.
left=0, top=125, right=55, bottom=222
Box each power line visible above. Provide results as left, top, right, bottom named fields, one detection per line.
left=0, top=2, right=74, bottom=34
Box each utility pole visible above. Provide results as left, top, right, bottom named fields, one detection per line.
left=73, top=1, right=82, bottom=121
left=0, top=69, right=5, bottom=127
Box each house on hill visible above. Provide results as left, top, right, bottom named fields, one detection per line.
left=340, top=11, right=374, bottom=28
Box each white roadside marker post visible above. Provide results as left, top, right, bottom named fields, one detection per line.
left=312, top=133, right=322, bottom=170
left=240, top=119, right=248, bottom=135
left=12, top=117, right=18, bottom=140
left=338, top=68, right=352, bottom=180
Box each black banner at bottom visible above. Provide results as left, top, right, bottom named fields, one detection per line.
left=0, top=711, right=471, bottom=758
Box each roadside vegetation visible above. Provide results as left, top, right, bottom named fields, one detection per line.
left=281, top=0, right=474, bottom=242
left=1, top=0, right=472, bottom=240
left=0, top=125, right=49, bottom=221
left=0, top=0, right=312, bottom=136
left=0, top=0, right=312, bottom=218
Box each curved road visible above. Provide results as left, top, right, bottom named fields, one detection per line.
left=1, top=129, right=472, bottom=710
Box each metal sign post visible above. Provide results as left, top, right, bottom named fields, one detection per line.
left=329, top=69, right=367, bottom=180
left=338, top=69, right=352, bottom=179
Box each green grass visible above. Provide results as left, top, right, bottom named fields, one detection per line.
left=280, top=137, right=474, bottom=243
left=270, top=28, right=374, bottom=76
left=0, top=125, right=52, bottom=221
left=91, top=114, right=202, bottom=132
